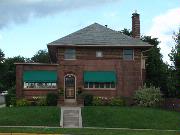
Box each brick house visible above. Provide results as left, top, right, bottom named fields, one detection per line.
left=15, top=13, right=152, bottom=103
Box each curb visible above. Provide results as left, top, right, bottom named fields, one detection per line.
left=0, top=126, right=179, bottom=132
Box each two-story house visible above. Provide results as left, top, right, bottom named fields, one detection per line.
left=15, top=12, right=152, bottom=104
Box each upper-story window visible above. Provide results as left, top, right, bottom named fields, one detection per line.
left=96, top=51, right=103, bottom=57
left=64, top=49, right=76, bottom=60
left=123, top=49, right=134, bottom=60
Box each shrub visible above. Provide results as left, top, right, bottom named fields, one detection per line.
left=5, top=94, right=16, bottom=107
left=46, top=93, right=58, bottom=106
left=134, top=85, right=163, bottom=107
left=16, top=99, right=30, bottom=107
left=36, top=96, right=47, bottom=106
left=92, top=97, right=105, bottom=106
left=80, top=93, right=93, bottom=106
left=109, top=97, right=125, bottom=106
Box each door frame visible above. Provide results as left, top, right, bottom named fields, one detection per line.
left=64, top=74, right=76, bottom=100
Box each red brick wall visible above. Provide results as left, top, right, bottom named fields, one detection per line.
left=57, top=47, right=143, bottom=97
left=16, top=47, right=145, bottom=99
left=16, top=64, right=58, bottom=99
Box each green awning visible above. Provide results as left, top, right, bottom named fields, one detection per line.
left=23, top=70, right=57, bottom=83
left=84, top=71, right=116, bottom=83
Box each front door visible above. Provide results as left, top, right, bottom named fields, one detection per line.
left=65, top=75, right=75, bottom=99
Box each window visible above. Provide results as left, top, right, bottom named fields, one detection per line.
left=123, top=49, right=133, bottom=60
left=105, top=82, right=110, bottom=88
left=89, top=82, right=94, bottom=88
left=95, top=83, right=100, bottom=88
left=24, top=82, right=57, bottom=89
left=64, top=49, right=76, bottom=59
left=84, top=82, right=115, bottom=89
left=96, top=51, right=103, bottom=57
left=141, top=58, right=145, bottom=69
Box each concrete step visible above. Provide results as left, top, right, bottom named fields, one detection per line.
left=60, top=107, right=82, bottom=128
left=63, top=109, right=80, bottom=128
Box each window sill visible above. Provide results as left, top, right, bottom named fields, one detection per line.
left=23, top=88, right=57, bottom=90
left=64, top=59, right=77, bottom=60
left=84, top=88, right=116, bottom=90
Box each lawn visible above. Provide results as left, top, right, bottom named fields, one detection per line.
left=82, top=106, right=180, bottom=130
left=0, top=127, right=179, bottom=135
left=0, top=106, right=60, bottom=126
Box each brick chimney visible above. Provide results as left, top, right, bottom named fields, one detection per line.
left=132, top=12, right=140, bottom=38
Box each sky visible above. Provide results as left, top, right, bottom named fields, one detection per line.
left=0, top=0, right=179, bottom=64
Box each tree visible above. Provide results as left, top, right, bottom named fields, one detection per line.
left=31, top=49, right=50, bottom=63
left=2, top=56, right=25, bottom=91
left=120, top=28, right=132, bottom=36
left=0, top=49, right=5, bottom=63
left=169, top=29, right=180, bottom=97
left=0, top=49, right=5, bottom=92
left=121, top=28, right=176, bottom=97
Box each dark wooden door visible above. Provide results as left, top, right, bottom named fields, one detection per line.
left=65, top=75, right=75, bottom=99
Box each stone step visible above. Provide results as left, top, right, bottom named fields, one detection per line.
left=60, top=107, right=82, bottom=128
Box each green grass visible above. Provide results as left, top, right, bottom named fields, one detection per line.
left=82, top=106, right=180, bottom=130
left=0, top=127, right=179, bottom=135
left=0, top=106, right=60, bottom=126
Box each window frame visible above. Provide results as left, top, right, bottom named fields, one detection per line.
left=83, top=82, right=116, bottom=90
left=64, top=48, right=76, bottom=60
left=23, top=82, right=57, bottom=89
left=96, top=51, right=103, bottom=58
left=123, top=48, right=134, bottom=60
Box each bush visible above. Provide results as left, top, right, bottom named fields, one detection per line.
left=5, top=94, right=16, bottom=107
left=92, top=97, right=105, bottom=106
left=109, top=97, right=125, bottom=106
left=36, top=96, right=47, bottom=106
left=134, top=85, right=163, bottom=107
left=16, top=99, right=30, bottom=107
left=46, top=93, right=58, bottom=106
left=80, top=93, right=93, bottom=106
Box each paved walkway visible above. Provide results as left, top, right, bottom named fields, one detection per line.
left=60, top=107, right=82, bottom=128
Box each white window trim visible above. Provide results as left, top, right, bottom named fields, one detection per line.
left=123, top=49, right=134, bottom=60
left=84, top=82, right=116, bottom=90
left=23, top=82, right=57, bottom=89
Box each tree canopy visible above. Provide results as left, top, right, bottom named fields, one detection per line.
left=31, top=49, right=50, bottom=63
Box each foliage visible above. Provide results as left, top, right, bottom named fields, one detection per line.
left=37, top=97, right=47, bottom=106
left=141, top=36, right=176, bottom=97
left=109, top=97, right=125, bottom=106
left=120, top=28, right=132, bottom=36
left=92, top=97, right=107, bottom=106
left=169, top=29, right=180, bottom=98
left=1, top=56, right=25, bottom=91
left=0, top=49, right=5, bottom=92
left=46, top=93, right=58, bottom=106
left=80, top=93, right=93, bottom=106
left=5, top=94, right=16, bottom=107
left=31, top=49, right=50, bottom=63
left=59, top=88, right=64, bottom=96
left=134, top=85, right=163, bottom=107
left=16, top=99, right=30, bottom=107
left=32, top=96, right=47, bottom=106
left=92, top=97, right=125, bottom=106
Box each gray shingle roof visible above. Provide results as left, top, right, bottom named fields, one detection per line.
left=48, top=23, right=151, bottom=46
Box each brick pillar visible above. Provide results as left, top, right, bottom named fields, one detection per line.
left=16, top=65, right=23, bottom=99
left=132, top=12, right=140, bottom=38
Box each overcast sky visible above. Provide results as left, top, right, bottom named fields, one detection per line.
left=0, top=0, right=179, bottom=64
